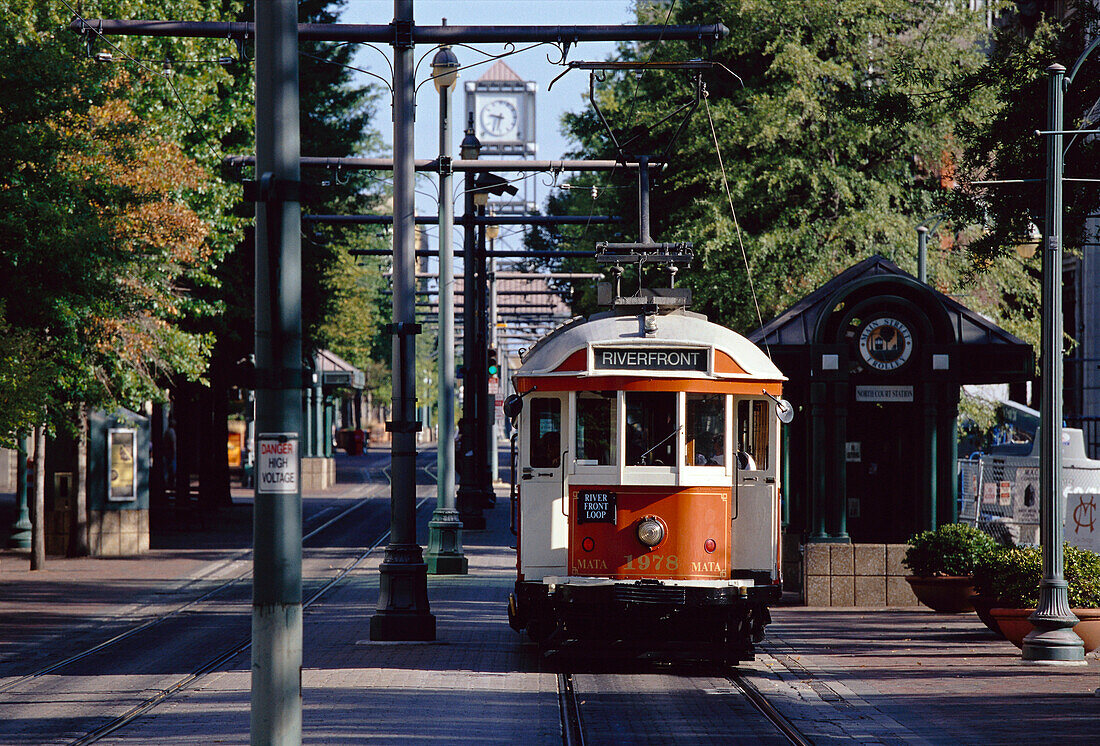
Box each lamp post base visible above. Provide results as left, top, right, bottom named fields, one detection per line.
left=425, top=509, right=468, bottom=575
left=370, top=545, right=436, bottom=641
left=8, top=516, right=31, bottom=550
left=1022, top=587, right=1085, bottom=663
left=1022, top=623, right=1086, bottom=663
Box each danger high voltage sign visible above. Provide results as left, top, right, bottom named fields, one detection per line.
left=257, top=433, right=299, bottom=494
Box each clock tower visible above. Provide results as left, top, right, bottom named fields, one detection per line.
left=465, top=60, right=536, bottom=157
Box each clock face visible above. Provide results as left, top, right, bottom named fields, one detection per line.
left=479, top=98, right=519, bottom=138
left=857, top=316, right=913, bottom=371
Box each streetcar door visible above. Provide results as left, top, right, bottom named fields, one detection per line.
left=732, top=397, right=779, bottom=573
left=519, top=394, right=569, bottom=577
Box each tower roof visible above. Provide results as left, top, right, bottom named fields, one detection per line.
left=478, top=60, right=524, bottom=82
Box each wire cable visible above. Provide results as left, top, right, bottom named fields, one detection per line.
left=703, top=88, right=769, bottom=357
left=60, top=0, right=224, bottom=164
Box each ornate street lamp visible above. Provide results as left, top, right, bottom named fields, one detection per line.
left=1023, top=63, right=1085, bottom=662
left=426, top=42, right=467, bottom=574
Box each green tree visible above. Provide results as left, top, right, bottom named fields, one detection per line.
left=540, top=0, right=1029, bottom=341
left=950, top=2, right=1100, bottom=350
left=0, top=3, right=222, bottom=434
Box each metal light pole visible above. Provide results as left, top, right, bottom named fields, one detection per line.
left=916, top=226, right=928, bottom=284
left=252, top=0, right=304, bottom=740
left=475, top=197, right=494, bottom=505
left=425, top=42, right=468, bottom=574
left=8, top=434, right=31, bottom=549
left=456, top=118, right=486, bottom=530
left=1022, top=63, right=1085, bottom=663
left=914, top=215, right=946, bottom=285
left=371, top=0, right=436, bottom=641
left=487, top=222, right=500, bottom=484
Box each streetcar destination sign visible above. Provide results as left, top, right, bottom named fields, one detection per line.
left=257, top=433, right=299, bottom=494
left=593, top=347, right=707, bottom=372
left=577, top=490, right=617, bottom=524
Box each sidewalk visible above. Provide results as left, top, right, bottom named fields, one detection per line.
left=2, top=472, right=1099, bottom=744
left=755, top=607, right=1099, bottom=744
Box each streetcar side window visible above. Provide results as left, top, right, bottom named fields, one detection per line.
left=625, top=391, right=678, bottom=466
left=530, top=398, right=561, bottom=468
left=576, top=391, right=616, bottom=465
left=736, top=399, right=769, bottom=471
left=686, top=393, right=726, bottom=466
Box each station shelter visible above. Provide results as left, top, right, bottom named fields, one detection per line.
left=749, top=256, right=1033, bottom=605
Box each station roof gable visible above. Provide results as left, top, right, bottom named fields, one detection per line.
left=747, top=255, right=1033, bottom=383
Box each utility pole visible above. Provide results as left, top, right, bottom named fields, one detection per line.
left=370, top=0, right=436, bottom=641
left=457, top=118, right=485, bottom=530
left=251, top=0, right=304, bottom=742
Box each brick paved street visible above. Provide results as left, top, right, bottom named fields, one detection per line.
left=2, top=457, right=1099, bottom=744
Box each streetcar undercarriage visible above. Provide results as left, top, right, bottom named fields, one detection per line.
left=510, top=579, right=778, bottom=662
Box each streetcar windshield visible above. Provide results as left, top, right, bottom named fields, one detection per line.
left=576, top=391, right=616, bottom=465
left=686, top=393, right=726, bottom=466
left=625, top=392, right=678, bottom=466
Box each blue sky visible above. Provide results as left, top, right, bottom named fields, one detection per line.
left=338, top=1, right=638, bottom=251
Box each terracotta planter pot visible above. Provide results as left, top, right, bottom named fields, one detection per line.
left=989, top=607, right=1100, bottom=652
left=971, top=594, right=1005, bottom=639
left=989, top=607, right=1034, bottom=648
left=905, top=575, right=976, bottom=613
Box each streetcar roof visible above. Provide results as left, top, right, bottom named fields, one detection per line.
left=515, top=310, right=785, bottom=381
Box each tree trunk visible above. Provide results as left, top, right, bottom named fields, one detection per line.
left=30, top=424, right=46, bottom=570
left=68, top=407, right=90, bottom=557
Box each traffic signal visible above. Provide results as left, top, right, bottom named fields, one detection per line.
left=487, top=347, right=499, bottom=376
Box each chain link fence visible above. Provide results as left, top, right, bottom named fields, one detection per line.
left=959, top=450, right=1100, bottom=552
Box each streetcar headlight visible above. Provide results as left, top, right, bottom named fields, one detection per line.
left=636, top=516, right=665, bottom=547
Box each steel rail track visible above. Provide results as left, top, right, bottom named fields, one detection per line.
left=68, top=493, right=430, bottom=745
left=556, top=664, right=811, bottom=746
left=0, top=492, right=380, bottom=697
left=557, top=673, right=585, bottom=746
left=727, top=670, right=813, bottom=746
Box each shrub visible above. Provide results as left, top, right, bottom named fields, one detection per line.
left=1065, top=543, right=1100, bottom=609
left=973, top=543, right=1100, bottom=608
left=973, top=545, right=1041, bottom=608
left=903, top=523, right=998, bottom=577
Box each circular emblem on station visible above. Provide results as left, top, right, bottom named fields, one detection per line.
left=858, top=316, right=913, bottom=371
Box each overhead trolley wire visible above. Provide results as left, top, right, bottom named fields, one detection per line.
left=702, top=86, right=770, bottom=359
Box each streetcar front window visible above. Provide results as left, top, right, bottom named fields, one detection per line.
left=686, top=393, right=726, bottom=466
left=530, top=398, right=561, bottom=468
left=625, top=391, right=678, bottom=466
left=576, top=391, right=616, bottom=465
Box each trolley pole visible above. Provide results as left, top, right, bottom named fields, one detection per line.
left=251, top=0, right=304, bottom=742
left=370, top=0, right=436, bottom=641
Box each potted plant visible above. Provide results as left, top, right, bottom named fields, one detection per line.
left=977, top=542, right=1100, bottom=651
left=903, top=523, right=997, bottom=613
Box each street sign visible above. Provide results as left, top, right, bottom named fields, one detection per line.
left=257, top=433, right=299, bottom=494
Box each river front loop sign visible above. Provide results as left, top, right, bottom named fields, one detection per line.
left=257, top=432, right=299, bottom=495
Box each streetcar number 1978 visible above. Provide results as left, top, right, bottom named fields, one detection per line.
left=624, top=554, right=678, bottom=571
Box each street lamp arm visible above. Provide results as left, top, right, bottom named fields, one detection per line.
left=1064, top=35, right=1100, bottom=89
